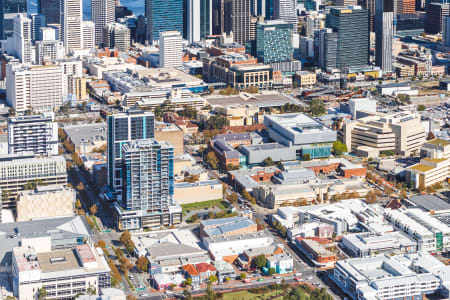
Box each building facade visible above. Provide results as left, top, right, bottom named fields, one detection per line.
left=0, top=154, right=67, bottom=210
left=117, top=139, right=181, bottom=230
left=8, top=112, right=58, bottom=156
left=103, top=23, right=131, bottom=52
left=375, top=0, right=393, bottom=73
left=159, top=31, right=183, bottom=68
left=91, top=0, right=115, bottom=46
left=60, top=0, right=83, bottom=51
left=38, top=0, right=60, bottom=25
left=0, top=0, right=27, bottom=40
left=107, top=109, right=155, bottom=198
left=324, top=6, right=369, bottom=69
left=256, top=20, right=293, bottom=64
left=145, top=0, right=184, bottom=42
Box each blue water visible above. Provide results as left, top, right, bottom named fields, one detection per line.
left=83, top=0, right=145, bottom=19
left=29, top=0, right=145, bottom=20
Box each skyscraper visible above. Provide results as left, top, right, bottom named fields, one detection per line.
left=186, top=0, right=201, bottom=42
left=256, top=20, right=293, bottom=64
left=159, top=31, right=183, bottom=67
left=325, top=6, right=369, bottom=68
left=375, top=0, right=394, bottom=72
left=315, top=28, right=337, bottom=70
left=107, top=109, right=155, bottom=196
left=425, top=3, right=449, bottom=34
left=444, top=16, right=450, bottom=46
left=118, top=139, right=181, bottom=230
left=91, top=0, right=116, bottom=46
left=13, top=14, right=32, bottom=64
left=395, top=0, right=415, bottom=14
left=146, top=0, right=184, bottom=42
left=82, top=21, right=96, bottom=49
left=224, top=0, right=252, bottom=44
left=38, top=0, right=61, bottom=25
left=0, top=0, right=27, bottom=40
left=200, top=0, right=212, bottom=39
left=30, top=14, right=46, bottom=41
left=60, top=0, right=83, bottom=51
left=273, top=0, right=297, bottom=33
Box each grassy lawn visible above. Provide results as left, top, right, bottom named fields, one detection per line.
left=181, top=199, right=228, bottom=213
left=223, top=290, right=284, bottom=300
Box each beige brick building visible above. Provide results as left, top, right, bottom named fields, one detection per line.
left=16, top=185, right=75, bottom=222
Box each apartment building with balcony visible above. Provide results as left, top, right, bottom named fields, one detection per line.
left=8, top=112, right=58, bottom=156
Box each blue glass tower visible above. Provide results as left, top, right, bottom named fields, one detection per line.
left=0, top=0, right=27, bottom=40
left=146, top=0, right=184, bottom=42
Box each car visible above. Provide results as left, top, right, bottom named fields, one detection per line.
left=273, top=276, right=281, bottom=279
left=129, top=275, right=134, bottom=280
left=140, top=293, right=150, bottom=297
left=258, top=278, right=264, bottom=281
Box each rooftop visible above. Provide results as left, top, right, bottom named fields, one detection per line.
left=409, top=194, right=450, bottom=213
left=37, top=249, right=81, bottom=272
left=206, top=92, right=297, bottom=108
left=408, top=164, right=435, bottom=172
left=63, top=123, right=106, bottom=146
left=426, top=139, right=450, bottom=146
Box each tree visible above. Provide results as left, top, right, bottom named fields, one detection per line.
left=183, top=288, right=193, bottom=300
left=126, top=295, right=137, bottom=300
left=37, top=288, right=47, bottom=300
left=268, top=267, right=276, bottom=275
left=240, top=273, right=247, bottom=280
left=427, top=132, right=436, bottom=141
left=87, top=285, right=96, bottom=295
left=263, top=157, right=275, bottom=166
left=243, top=86, right=259, bottom=93
left=208, top=275, right=218, bottom=283
left=332, top=141, right=348, bottom=156
left=136, top=256, right=149, bottom=272
left=76, top=182, right=85, bottom=191
left=205, top=115, right=229, bottom=130
left=120, top=231, right=132, bottom=245
left=309, top=99, right=326, bottom=116
left=417, top=104, right=426, bottom=111
left=75, top=199, right=82, bottom=210
left=208, top=86, right=215, bottom=95
left=119, top=257, right=133, bottom=275
left=206, top=151, right=219, bottom=169
left=184, top=277, right=192, bottom=286
left=365, top=191, right=378, bottom=204
left=302, top=153, right=311, bottom=161
left=97, top=240, right=106, bottom=249
left=227, top=192, right=238, bottom=203
left=255, top=254, right=267, bottom=269
left=1, top=190, right=10, bottom=202
left=90, top=204, right=97, bottom=216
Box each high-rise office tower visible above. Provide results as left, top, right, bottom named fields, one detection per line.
left=0, top=0, right=27, bottom=40
left=444, top=16, right=450, bottom=46
left=38, top=0, right=61, bottom=25
left=273, top=0, right=297, bottom=33
left=315, top=28, right=337, bottom=71
left=103, top=23, right=131, bottom=52
left=82, top=21, right=96, bottom=49
left=35, top=26, right=64, bottom=64
left=185, top=0, right=211, bottom=42
left=13, top=14, right=32, bottom=64
left=30, top=14, right=46, bottom=41
left=91, top=0, right=116, bottom=46
left=146, top=0, right=184, bottom=43
left=224, top=0, right=252, bottom=44
left=425, top=3, right=449, bottom=34
left=60, top=0, right=83, bottom=51
left=107, top=109, right=155, bottom=197
left=8, top=112, right=59, bottom=156
left=375, top=0, right=394, bottom=72
left=325, top=6, right=369, bottom=68
left=256, top=20, right=293, bottom=64
left=211, top=0, right=224, bottom=35
left=186, top=0, right=201, bottom=43
left=395, top=0, right=415, bottom=14
left=159, top=31, right=183, bottom=67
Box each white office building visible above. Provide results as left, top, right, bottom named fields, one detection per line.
left=60, top=0, right=83, bottom=51
left=91, top=0, right=115, bottom=45
left=8, top=112, right=58, bottom=156
left=333, top=253, right=448, bottom=300
left=384, top=208, right=450, bottom=253
left=6, top=63, right=64, bottom=112
left=82, top=21, right=95, bottom=50
left=186, top=0, right=201, bottom=43
left=159, top=31, right=182, bottom=68
left=13, top=14, right=33, bottom=64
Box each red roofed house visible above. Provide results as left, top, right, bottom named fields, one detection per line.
left=195, top=263, right=217, bottom=283
left=182, top=264, right=201, bottom=286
